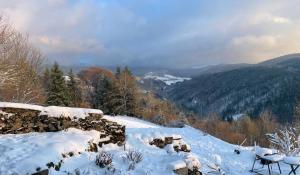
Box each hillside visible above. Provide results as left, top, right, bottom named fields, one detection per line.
left=260, top=53, right=300, bottom=73
left=0, top=102, right=296, bottom=175
left=164, top=55, right=300, bottom=121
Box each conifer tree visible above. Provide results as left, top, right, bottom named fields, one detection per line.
left=92, top=75, right=112, bottom=113
left=43, top=67, right=50, bottom=94
left=115, top=66, right=121, bottom=79
left=67, top=69, right=82, bottom=107
left=46, top=62, right=70, bottom=106
left=106, top=80, right=123, bottom=115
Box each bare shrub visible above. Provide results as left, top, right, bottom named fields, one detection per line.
left=267, top=127, right=299, bottom=156
left=95, top=152, right=113, bottom=169
left=188, top=111, right=279, bottom=147
left=124, top=149, right=143, bottom=170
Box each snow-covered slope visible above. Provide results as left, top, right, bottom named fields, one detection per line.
left=0, top=115, right=292, bottom=175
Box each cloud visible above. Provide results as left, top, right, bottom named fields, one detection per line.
left=272, top=17, right=291, bottom=24
left=232, top=35, right=278, bottom=48
left=0, top=0, right=300, bottom=67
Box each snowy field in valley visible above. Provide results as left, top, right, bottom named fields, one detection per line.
left=0, top=114, right=294, bottom=175
left=144, top=72, right=191, bottom=85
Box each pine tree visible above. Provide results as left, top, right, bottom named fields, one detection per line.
left=106, top=81, right=123, bottom=115
left=43, top=67, right=50, bottom=94
left=92, top=75, right=112, bottom=113
left=67, top=69, right=82, bottom=107
left=115, top=66, right=121, bottom=79
left=46, top=62, right=70, bottom=106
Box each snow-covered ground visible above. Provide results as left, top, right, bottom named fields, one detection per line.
left=0, top=115, right=294, bottom=175
left=231, top=113, right=246, bottom=121
left=144, top=72, right=191, bottom=85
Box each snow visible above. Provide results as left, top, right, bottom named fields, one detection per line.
left=0, top=102, right=103, bottom=119
left=144, top=72, right=191, bottom=85
left=0, top=128, right=101, bottom=174
left=231, top=113, right=246, bottom=121
left=185, top=154, right=201, bottom=170
left=169, top=160, right=186, bottom=170
left=104, top=115, right=159, bottom=128
left=254, top=146, right=273, bottom=157
left=263, top=154, right=285, bottom=162
left=0, top=102, right=44, bottom=111
left=0, top=114, right=298, bottom=174
left=212, top=154, right=222, bottom=166
left=63, top=75, right=70, bottom=81
left=45, top=106, right=103, bottom=119
left=284, top=156, right=300, bottom=165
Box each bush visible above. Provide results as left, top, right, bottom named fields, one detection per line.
left=95, top=152, right=113, bottom=168
left=167, top=120, right=186, bottom=128
left=124, top=149, right=143, bottom=170
left=267, top=127, right=299, bottom=156
left=152, top=115, right=166, bottom=126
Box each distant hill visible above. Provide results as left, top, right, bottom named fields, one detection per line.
left=259, top=53, right=300, bottom=72
left=162, top=54, right=300, bottom=122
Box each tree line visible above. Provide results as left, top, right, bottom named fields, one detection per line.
left=43, top=63, right=137, bottom=116
left=42, top=63, right=187, bottom=126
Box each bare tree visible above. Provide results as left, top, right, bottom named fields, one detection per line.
left=0, top=16, right=45, bottom=103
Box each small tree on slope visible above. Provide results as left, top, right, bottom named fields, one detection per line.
left=266, top=127, right=299, bottom=156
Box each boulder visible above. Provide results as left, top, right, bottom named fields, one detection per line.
left=32, top=169, right=49, bottom=175
left=165, top=137, right=173, bottom=144
left=174, top=167, right=188, bottom=175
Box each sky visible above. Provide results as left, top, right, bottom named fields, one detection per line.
left=1, top=0, right=300, bottom=68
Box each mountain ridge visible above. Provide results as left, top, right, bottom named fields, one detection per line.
left=160, top=54, right=300, bottom=121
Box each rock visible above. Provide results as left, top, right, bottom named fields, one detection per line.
left=181, top=144, right=191, bottom=152
left=188, top=169, right=202, bottom=175
left=165, top=137, right=173, bottom=144
left=88, top=113, right=103, bottom=120
left=174, top=167, right=188, bottom=175
left=32, top=169, right=49, bottom=175
left=150, top=138, right=165, bottom=148
left=174, top=145, right=180, bottom=152
left=87, top=142, right=98, bottom=152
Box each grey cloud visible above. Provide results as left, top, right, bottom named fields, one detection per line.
left=1, top=0, right=300, bottom=67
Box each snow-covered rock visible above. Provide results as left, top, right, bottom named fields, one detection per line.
left=0, top=102, right=103, bottom=119
left=185, top=153, right=201, bottom=170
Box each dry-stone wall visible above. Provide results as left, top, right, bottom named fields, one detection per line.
left=0, top=107, right=125, bottom=147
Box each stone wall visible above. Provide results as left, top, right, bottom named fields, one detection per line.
left=0, top=107, right=125, bottom=146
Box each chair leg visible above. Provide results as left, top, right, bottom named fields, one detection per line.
left=289, top=165, right=296, bottom=175
left=268, top=164, right=272, bottom=175
left=251, top=158, right=257, bottom=171
left=277, top=162, right=281, bottom=174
